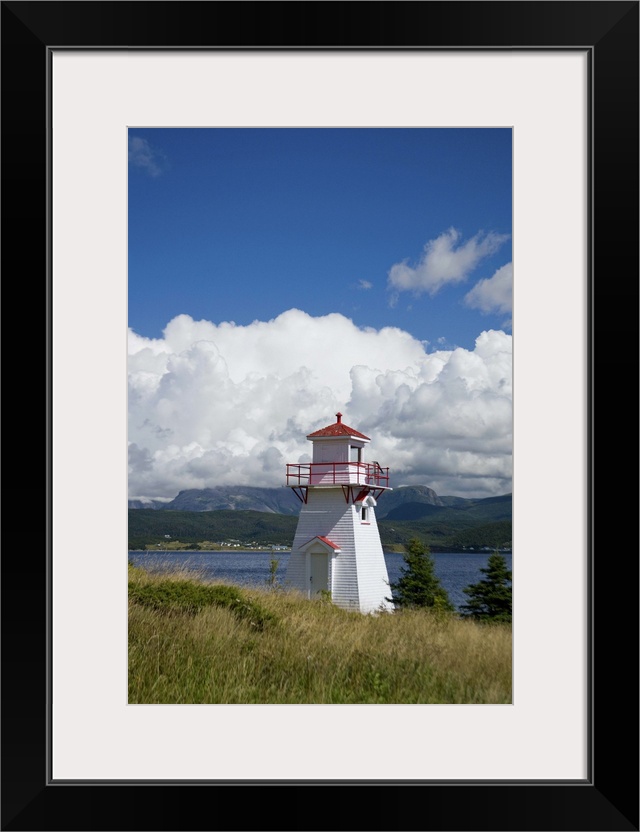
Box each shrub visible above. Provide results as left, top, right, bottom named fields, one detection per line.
left=265, top=557, right=280, bottom=590
left=460, top=552, right=512, bottom=622
left=128, top=579, right=276, bottom=630
left=386, top=538, right=454, bottom=612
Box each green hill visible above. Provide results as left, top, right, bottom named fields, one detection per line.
left=129, top=501, right=512, bottom=553
left=383, top=494, right=511, bottom=525
left=377, top=517, right=510, bottom=551
left=128, top=509, right=298, bottom=550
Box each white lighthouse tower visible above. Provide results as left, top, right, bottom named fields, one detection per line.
left=284, top=413, right=394, bottom=614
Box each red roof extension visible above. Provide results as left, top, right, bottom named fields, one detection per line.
left=310, top=536, right=341, bottom=551
left=307, top=412, right=370, bottom=441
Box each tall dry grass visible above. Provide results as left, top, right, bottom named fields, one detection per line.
left=128, top=564, right=512, bottom=704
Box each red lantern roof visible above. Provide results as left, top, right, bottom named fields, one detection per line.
left=306, top=412, right=370, bottom=440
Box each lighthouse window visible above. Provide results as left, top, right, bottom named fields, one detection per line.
left=361, top=506, right=369, bottom=523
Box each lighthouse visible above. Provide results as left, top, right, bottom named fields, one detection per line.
left=284, top=413, right=394, bottom=614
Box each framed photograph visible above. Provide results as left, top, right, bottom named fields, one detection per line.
left=4, top=1, right=637, bottom=830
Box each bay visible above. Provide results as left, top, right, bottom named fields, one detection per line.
left=128, top=549, right=512, bottom=612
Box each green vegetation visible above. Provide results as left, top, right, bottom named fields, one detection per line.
left=128, top=509, right=297, bottom=550
left=128, top=508, right=512, bottom=552
left=128, top=564, right=511, bottom=704
left=446, top=520, right=512, bottom=551
left=386, top=538, right=454, bottom=611
left=129, top=578, right=276, bottom=630
left=265, top=556, right=280, bottom=589
left=460, top=552, right=512, bottom=623
left=379, top=517, right=511, bottom=551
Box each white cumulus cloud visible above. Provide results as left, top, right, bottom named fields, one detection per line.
left=464, top=262, right=513, bottom=317
left=387, top=228, right=509, bottom=296
left=128, top=310, right=512, bottom=501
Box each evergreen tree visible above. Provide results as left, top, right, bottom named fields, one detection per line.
left=386, top=538, right=454, bottom=611
left=460, top=552, right=512, bottom=622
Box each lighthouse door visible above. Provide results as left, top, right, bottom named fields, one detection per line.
left=309, top=551, right=329, bottom=598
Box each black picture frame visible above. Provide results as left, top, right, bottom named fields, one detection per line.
left=3, top=2, right=638, bottom=830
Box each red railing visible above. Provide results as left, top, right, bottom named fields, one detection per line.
left=286, top=461, right=389, bottom=488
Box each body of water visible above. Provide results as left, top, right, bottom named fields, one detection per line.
left=129, top=549, right=512, bottom=612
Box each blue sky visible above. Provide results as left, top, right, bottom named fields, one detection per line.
left=128, top=128, right=511, bottom=351
left=128, top=128, right=513, bottom=501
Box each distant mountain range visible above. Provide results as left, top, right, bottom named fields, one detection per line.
left=129, top=486, right=511, bottom=535
left=129, top=486, right=302, bottom=515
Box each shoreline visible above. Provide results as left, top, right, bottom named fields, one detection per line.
left=128, top=547, right=511, bottom=555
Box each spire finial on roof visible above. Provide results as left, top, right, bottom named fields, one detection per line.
left=336, top=412, right=342, bottom=423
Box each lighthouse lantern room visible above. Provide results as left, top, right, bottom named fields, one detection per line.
left=284, top=413, right=394, bottom=613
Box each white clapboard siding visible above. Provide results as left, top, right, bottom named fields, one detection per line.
left=353, top=508, right=394, bottom=613
left=284, top=487, right=393, bottom=613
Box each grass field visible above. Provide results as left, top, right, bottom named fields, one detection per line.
left=128, top=563, right=512, bottom=704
